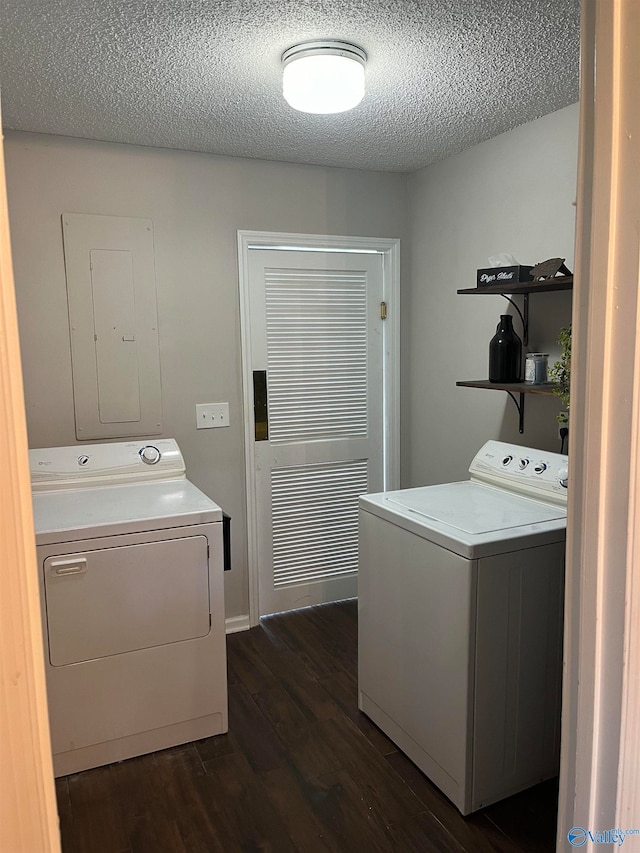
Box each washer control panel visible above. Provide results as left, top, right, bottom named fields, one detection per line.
left=470, top=440, right=569, bottom=505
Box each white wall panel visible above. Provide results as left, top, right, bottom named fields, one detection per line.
left=62, top=213, right=162, bottom=439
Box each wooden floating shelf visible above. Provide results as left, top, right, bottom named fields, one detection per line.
left=456, top=381, right=561, bottom=434
left=457, top=274, right=571, bottom=432
left=457, top=275, right=573, bottom=296
left=456, top=380, right=560, bottom=397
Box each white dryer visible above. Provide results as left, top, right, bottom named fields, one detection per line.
left=358, top=440, right=568, bottom=815
left=30, top=438, right=228, bottom=777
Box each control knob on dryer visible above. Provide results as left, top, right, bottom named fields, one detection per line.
left=558, top=465, right=569, bottom=489
left=139, top=445, right=161, bottom=465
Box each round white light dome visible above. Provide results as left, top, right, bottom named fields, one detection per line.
left=282, top=42, right=366, bottom=115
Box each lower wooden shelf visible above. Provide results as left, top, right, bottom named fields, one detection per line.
left=456, top=380, right=560, bottom=433
left=456, top=380, right=559, bottom=396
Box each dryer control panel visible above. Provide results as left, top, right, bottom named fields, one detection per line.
left=30, top=438, right=185, bottom=491
left=470, top=440, right=568, bottom=505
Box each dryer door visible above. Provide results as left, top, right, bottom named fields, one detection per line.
left=44, top=535, right=210, bottom=666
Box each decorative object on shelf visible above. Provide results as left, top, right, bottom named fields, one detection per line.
left=548, top=324, right=571, bottom=422
left=477, top=265, right=533, bottom=287
left=489, top=315, right=522, bottom=383
left=476, top=252, right=533, bottom=288
left=530, top=257, right=573, bottom=281
left=524, top=352, right=549, bottom=384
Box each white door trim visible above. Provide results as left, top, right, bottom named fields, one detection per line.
left=558, top=0, right=640, bottom=844
left=0, top=116, right=61, bottom=848
left=238, top=230, right=400, bottom=627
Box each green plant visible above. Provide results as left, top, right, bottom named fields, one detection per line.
left=549, top=324, right=571, bottom=423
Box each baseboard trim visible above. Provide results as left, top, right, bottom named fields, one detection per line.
left=225, top=614, right=251, bottom=634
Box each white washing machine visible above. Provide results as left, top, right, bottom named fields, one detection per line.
left=358, top=440, right=568, bottom=815
left=30, top=438, right=228, bottom=777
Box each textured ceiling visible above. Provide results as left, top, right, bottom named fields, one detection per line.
left=0, top=0, right=580, bottom=173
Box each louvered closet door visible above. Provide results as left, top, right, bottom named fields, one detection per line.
left=248, top=248, right=384, bottom=617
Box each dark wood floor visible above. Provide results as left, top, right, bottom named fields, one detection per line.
left=55, top=600, right=559, bottom=852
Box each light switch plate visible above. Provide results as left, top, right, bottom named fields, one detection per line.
left=196, top=402, right=230, bottom=429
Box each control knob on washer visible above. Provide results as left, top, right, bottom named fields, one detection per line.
left=534, top=462, right=548, bottom=474
left=139, top=445, right=161, bottom=465
left=558, top=465, right=569, bottom=489
left=502, top=455, right=513, bottom=466
left=518, top=458, right=530, bottom=470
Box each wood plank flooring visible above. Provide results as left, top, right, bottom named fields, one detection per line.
left=55, top=600, right=558, bottom=852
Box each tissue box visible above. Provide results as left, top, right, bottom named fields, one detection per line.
left=476, top=265, right=533, bottom=287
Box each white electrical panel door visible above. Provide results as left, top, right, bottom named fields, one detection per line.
left=62, top=213, right=162, bottom=439
left=90, top=249, right=141, bottom=424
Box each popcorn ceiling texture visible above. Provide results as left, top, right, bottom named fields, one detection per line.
left=0, top=0, right=579, bottom=173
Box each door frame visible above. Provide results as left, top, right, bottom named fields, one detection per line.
left=0, top=120, right=61, bottom=847
left=238, top=230, right=400, bottom=626
left=557, top=0, right=640, bottom=842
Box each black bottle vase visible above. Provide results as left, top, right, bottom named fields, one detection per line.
left=489, top=315, right=522, bottom=383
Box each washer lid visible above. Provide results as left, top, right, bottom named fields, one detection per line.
left=360, top=481, right=566, bottom=559
left=33, top=478, right=222, bottom=545
left=386, top=481, right=564, bottom=534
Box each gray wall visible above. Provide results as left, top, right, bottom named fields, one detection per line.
left=5, top=105, right=578, bottom=619
left=5, top=131, right=407, bottom=620
left=403, top=104, right=578, bottom=487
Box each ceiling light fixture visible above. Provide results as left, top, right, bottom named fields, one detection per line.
left=282, top=41, right=367, bottom=115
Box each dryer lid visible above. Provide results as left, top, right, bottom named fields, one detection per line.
left=32, top=478, right=222, bottom=545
